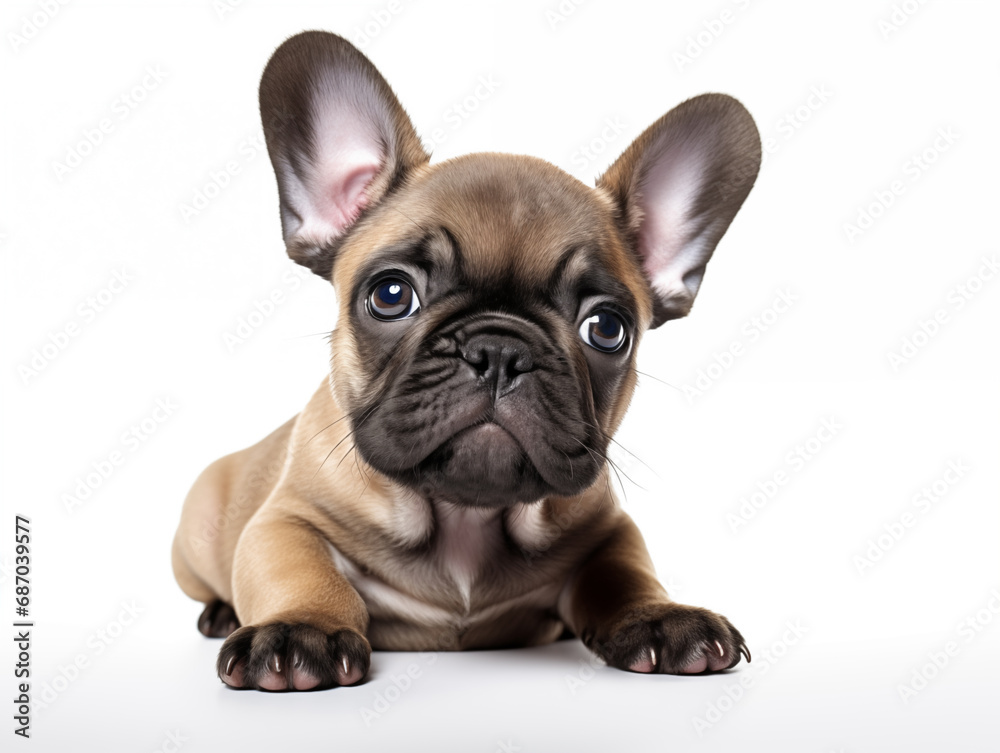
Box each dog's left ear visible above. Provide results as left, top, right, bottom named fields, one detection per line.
left=259, top=31, right=430, bottom=278
left=598, top=94, right=761, bottom=327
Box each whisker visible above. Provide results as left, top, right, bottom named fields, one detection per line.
left=335, top=442, right=358, bottom=471
left=568, top=431, right=644, bottom=499
left=313, top=431, right=355, bottom=480
left=392, top=206, right=423, bottom=233
left=305, top=414, right=352, bottom=446
left=606, top=455, right=631, bottom=502
left=560, top=449, right=573, bottom=480
left=312, top=399, right=384, bottom=479
left=575, top=417, right=655, bottom=487
left=355, top=448, right=375, bottom=501
left=607, top=436, right=659, bottom=479
left=288, top=331, right=335, bottom=340
left=630, top=367, right=682, bottom=393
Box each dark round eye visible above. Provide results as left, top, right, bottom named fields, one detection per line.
left=579, top=310, right=627, bottom=353
left=368, top=279, right=420, bottom=320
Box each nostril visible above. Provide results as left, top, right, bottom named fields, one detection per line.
left=468, top=349, right=490, bottom=374
left=504, top=358, right=523, bottom=382
left=507, top=349, right=533, bottom=375
left=460, top=337, right=533, bottom=391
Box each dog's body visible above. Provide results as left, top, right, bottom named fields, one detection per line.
left=172, top=31, right=761, bottom=691
left=174, top=380, right=620, bottom=652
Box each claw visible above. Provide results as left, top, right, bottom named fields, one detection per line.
left=739, top=643, right=752, bottom=663
left=715, top=640, right=725, bottom=657
left=225, top=655, right=236, bottom=677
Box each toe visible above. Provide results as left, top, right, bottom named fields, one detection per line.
left=330, top=629, right=371, bottom=686
left=707, top=640, right=733, bottom=672
left=256, top=672, right=287, bottom=691
left=253, top=655, right=287, bottom=691
left=334, top=654, right=365, bottom=686
left=628, top=647, right=656, bottom=673
left=289, top=653, right=322, bottom=691
left=221, top=656, right=246, bottom=688
left=680, top=653, right=709, bottom=674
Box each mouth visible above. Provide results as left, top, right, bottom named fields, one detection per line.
left=404, top=420, right=553, bottom=508
left=353, top=387, right=607, bottom=506
left=451, top=421, right=521, bottom=456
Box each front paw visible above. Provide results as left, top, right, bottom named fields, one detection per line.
left=217, top=623, right=370, bottom=691
left=591, top=603, right=750, bottom=675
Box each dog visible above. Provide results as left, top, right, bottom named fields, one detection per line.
left=171, top=30, right=761, bottom=691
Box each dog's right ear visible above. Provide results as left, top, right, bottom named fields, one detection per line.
left=259, top=31, right=429, bottom=278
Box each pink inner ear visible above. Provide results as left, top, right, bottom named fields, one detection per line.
left=324, top=160, right=380, bottom=232
left=294, top=150, right=382, bottom=245
left=292, top=85, right=389, bottom=245
left=636, top=143, right=712, bottom=312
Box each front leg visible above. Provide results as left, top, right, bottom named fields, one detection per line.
left=219, top=504, right=371, bottom=691
left=558, top=515, right=749, bottom=674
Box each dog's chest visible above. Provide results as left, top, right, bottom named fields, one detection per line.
left=431, top=503, right=503, bottom=606
left=327, top=501, right=564, bottom=649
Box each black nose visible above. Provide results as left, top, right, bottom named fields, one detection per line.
left=460, top=333, right=535, bottom=398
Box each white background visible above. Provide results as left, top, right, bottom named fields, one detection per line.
left=2, top=0, right=998, bottom=751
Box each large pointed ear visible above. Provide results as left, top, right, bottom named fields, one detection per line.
left=259, top=31, right=429, bottom=278
left=598, top=94, right=761, bottom=327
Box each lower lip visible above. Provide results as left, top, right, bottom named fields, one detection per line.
left=456, top=421, right=518, bottom=448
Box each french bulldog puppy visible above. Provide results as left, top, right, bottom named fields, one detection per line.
left=172, top=30, right=761, bottom=691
